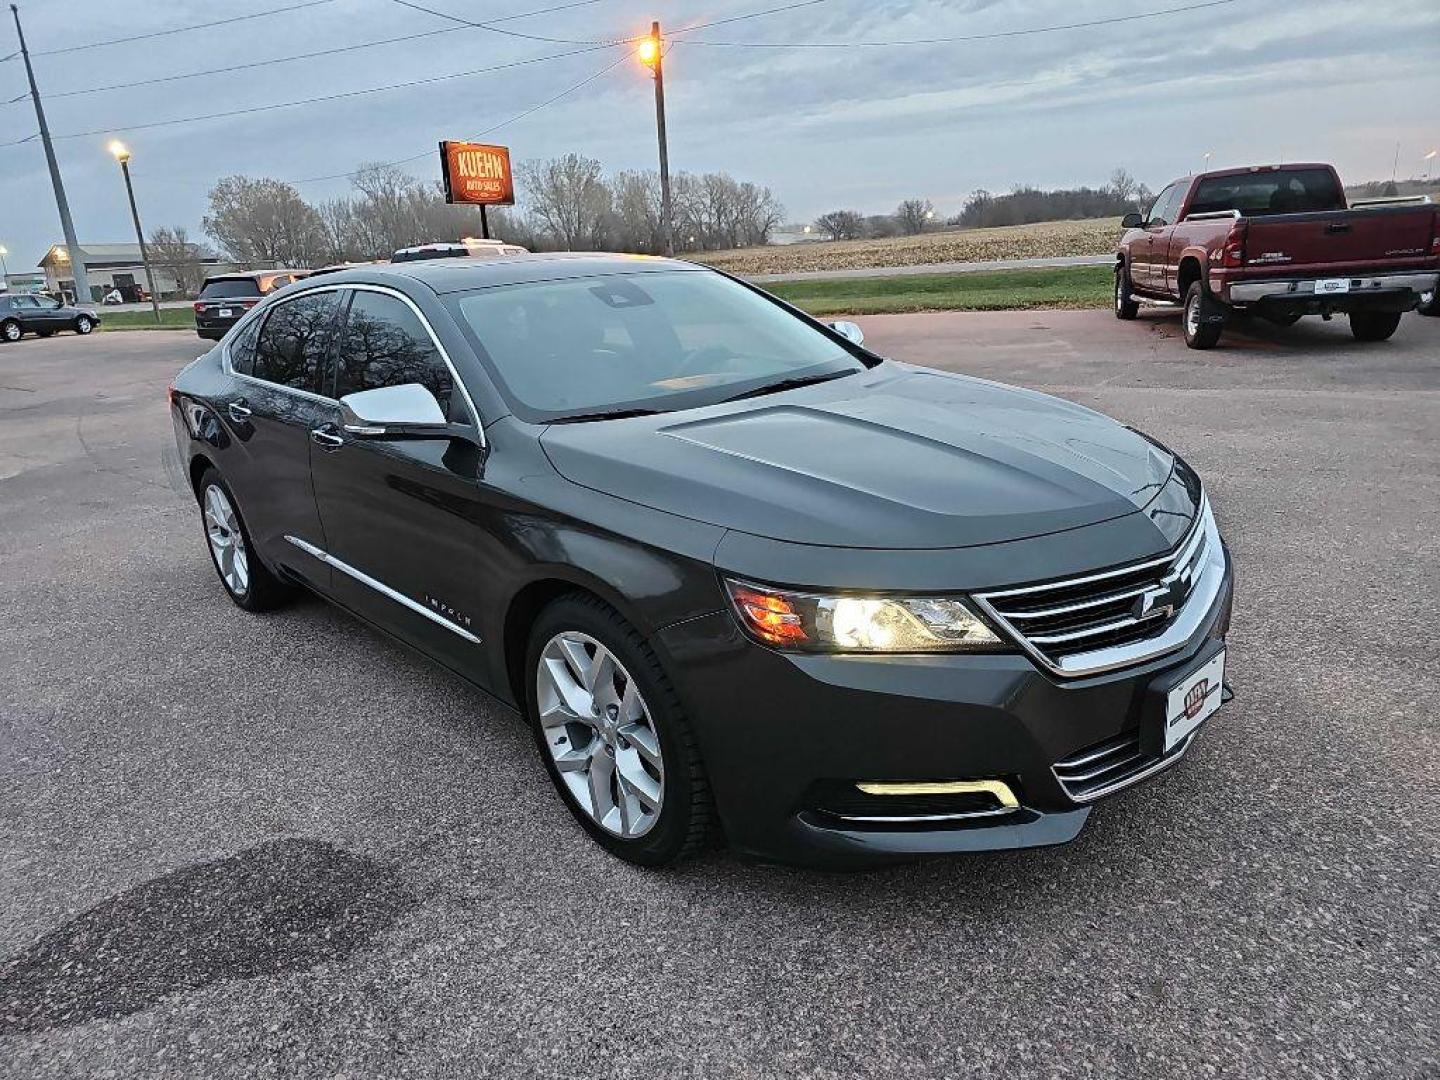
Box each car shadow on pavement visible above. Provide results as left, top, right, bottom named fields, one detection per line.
left=0, top=838, right=413, bottom=1036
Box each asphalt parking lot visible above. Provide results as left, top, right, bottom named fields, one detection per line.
left=2, top=310, right=1437, bottom=1078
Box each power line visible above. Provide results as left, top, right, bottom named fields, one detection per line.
left=389, top=0, right=641, bottom=46
left=44, top=45, right=612, bottom=142
left=672, top=0, right=832, bottom=35
left=31, top=0, right=340, bottom=57
left=16, top=0, right=606, bottom=102
left=291, top=48, right=630, bottom=185
left=673, top=0, right=1247, bottom=46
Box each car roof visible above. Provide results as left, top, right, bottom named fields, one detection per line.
left=204, top=269, right=305, bottom=283
left=317, top=252, right=706, bottom=295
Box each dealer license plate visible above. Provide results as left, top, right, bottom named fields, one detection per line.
left=218, top=307, right=234, bottom=317
left=1164, top=648, right=1225, bottom=751
left=1314, top=278, right=1350, bottom=295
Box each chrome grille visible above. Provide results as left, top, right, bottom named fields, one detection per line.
left=974, top=501, right=1220, bottom=678
left=1052, top=727, right=1194, bottom=802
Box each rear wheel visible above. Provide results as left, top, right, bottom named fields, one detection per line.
left=1114, top=265, right=1139, bottom=320
left=74, top=315, right=94, bottom=335
left=525, top=593, right=712, bottom=867
left=1414, top=290, right=1438, bottom=318
left=0, top=319, right=20, bottom=343
left=1349, top=310, right=1402, bottom=342
left=1183, top=282, right=1223, bottom=350
left=197, top=468, right=293, bottom=612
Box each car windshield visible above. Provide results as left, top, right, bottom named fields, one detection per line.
left=1189, top=168, right=1344, bottom=216
left=200, top=279, right=262, bottom=299
left=446, top=270, right=865, bottom=421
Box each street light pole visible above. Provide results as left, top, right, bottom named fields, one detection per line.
left=640, top=22, right=675, bottom=257
left=0, top=245, right=9, bottom=286
left=109, top=141, right=160, bottom=323
left=10, top=3, right=90, bottom=303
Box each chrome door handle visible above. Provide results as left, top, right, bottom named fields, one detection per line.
left=310, top=427, right=344, bottom=449
left=227, top=402, right=252, bottom=423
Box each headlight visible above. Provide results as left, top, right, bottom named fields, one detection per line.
left=724, top=578, right=1005, bottom=654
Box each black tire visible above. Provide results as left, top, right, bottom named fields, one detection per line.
left=196, top=467, right=294, bottom=612
left=1183, top=281, right=1223, bottom=350
left=1349, top=310, right=1402, bottom=342
left=1418, top=291, right=1439, bottom=318
left=0, top=319, right=21, bottom=343
left=524, top=592, right=713, bottom=867
left=74, top=315, right=94, bottom=335
left=1114, top=264, right=1139, bottom=320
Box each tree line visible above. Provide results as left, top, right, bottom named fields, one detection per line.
left=810, top=170, right=1153, bottom=240
left=173, top=154, right=784, bottom=275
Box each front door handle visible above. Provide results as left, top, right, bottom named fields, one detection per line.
left=227, top=401, right=252, bottom=424
left=310, top=426, right=345, bottom=450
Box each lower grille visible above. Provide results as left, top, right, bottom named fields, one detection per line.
left=1052, top=727, right=1193, bottom=802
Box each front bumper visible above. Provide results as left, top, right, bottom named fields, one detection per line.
left=1225, top=271, right=1438, bottom=311
left=656, top=546, right=1234, bottom=868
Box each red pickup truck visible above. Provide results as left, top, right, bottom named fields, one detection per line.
left=1115, top=164, right=1440, bottom=348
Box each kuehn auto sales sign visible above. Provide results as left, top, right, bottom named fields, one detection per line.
left=439, top=141, right=515, bottom=206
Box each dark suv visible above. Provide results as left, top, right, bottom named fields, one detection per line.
left=0, top=292, right=100, bottom=342
left=194, top=271, right=306, bottom=340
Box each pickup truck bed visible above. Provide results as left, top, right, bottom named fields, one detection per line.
left=1115, top=164, right=1440, bottom=349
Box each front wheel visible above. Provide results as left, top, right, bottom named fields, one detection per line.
left=526, top=593, right=712, bottom=867
left=1114, top=265, right=1139, bottom=320
left=196, top=469, right=293, bottom=612
left=1183, top=282, right=1223, bottom=350
left=74, top=316, right=94, bottom=335
left=1349, top=310, right=1402, bottom=342
left=0, top=319, right=21, bottom=343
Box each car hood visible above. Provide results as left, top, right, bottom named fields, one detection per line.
left=539, top=363, right=1175, bottom=550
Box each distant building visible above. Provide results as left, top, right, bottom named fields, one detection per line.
left=3, top=271, right=46, bottom=293
left=37, top=243, right=239, bottom=302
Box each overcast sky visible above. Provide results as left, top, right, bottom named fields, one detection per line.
left=1, top=0, right=1437, bottom=268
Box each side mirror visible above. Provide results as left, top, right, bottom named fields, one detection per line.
left=828, top=320, right=865, bottom=346
left=340, top=383, right=453, bottom=438
left=1121, top=212, right=1145, bottom=229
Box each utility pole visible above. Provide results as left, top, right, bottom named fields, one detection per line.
left=109, top=141, right=160, bottom=323
left=640, top=22, right=674, bottom=257
left=10, top=4, right=90, bottom=303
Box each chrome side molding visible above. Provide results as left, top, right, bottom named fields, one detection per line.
left=283, top=535, right=481, bottom=644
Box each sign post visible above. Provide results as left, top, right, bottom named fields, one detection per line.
left=439, top=142, right=516, bottom=240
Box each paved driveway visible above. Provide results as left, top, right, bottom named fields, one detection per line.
left=1, top=311, right=1437, bottom=1078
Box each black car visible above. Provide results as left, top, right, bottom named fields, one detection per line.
left=193, top=270, right=305, bottom=340
left=169, top=254, right=1234, bottom=869
left=0, top=292, right=100, bottom=341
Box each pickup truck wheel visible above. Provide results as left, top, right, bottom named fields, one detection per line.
left=1183, top=282, right=1223, bottom=350
left=1417, top=291, right=1439, bottom=318
left=1349, top=310, right=1401, bottom=342
left=1114, top=266, right=1139, bottom=320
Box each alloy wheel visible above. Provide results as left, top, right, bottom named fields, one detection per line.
left=1, top=322, right=19, bottom=342
left=536, top=631, right=664, bottom=839
left=203, top=484, right=250, bottom=597
left=76, top=317, right=92, bottom=334
left=1185, top=292, right=1200, bottom=338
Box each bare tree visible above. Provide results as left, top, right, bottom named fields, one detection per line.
left=518, top=153, right=612, bottom=250
left=610, top=169, right=665, bottom=253
left=147, top=226, right=208, bottom=297
left=314, top=198, right=362, bottom=264
left=202, top=176, right=324, bottom=267
left=814, top=210, right=866, bottom=241
left=1107, top=168, right=1140, bottom=203
left=896, top=198, right=934, bottom=235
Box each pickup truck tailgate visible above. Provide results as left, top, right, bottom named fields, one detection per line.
left=1244, top=205, right=1437, bottom=272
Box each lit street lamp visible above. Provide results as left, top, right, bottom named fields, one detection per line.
left=638, top=24, right=674, bottom=257
left=107, top=140, right=161, bottom=323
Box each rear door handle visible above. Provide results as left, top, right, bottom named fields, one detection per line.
left=310, top=426, right=345, bottom=450
left=1325, top=222, right=1351, bottom=234
left=227, top=402, right=252, bottom=423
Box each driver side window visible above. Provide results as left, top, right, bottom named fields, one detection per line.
left=1146, top=184, right=1177, bottom=228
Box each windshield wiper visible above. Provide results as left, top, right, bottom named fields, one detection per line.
left=715, top=369, right=856, bottom=404
left=549, top=407, right=663, bottom=424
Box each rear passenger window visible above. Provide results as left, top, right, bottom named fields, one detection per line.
left=227, top=316, right=262, bottom=375
left=251, top=291, right=340, bottom=393
left=334, top=291, right=463, bottom=420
